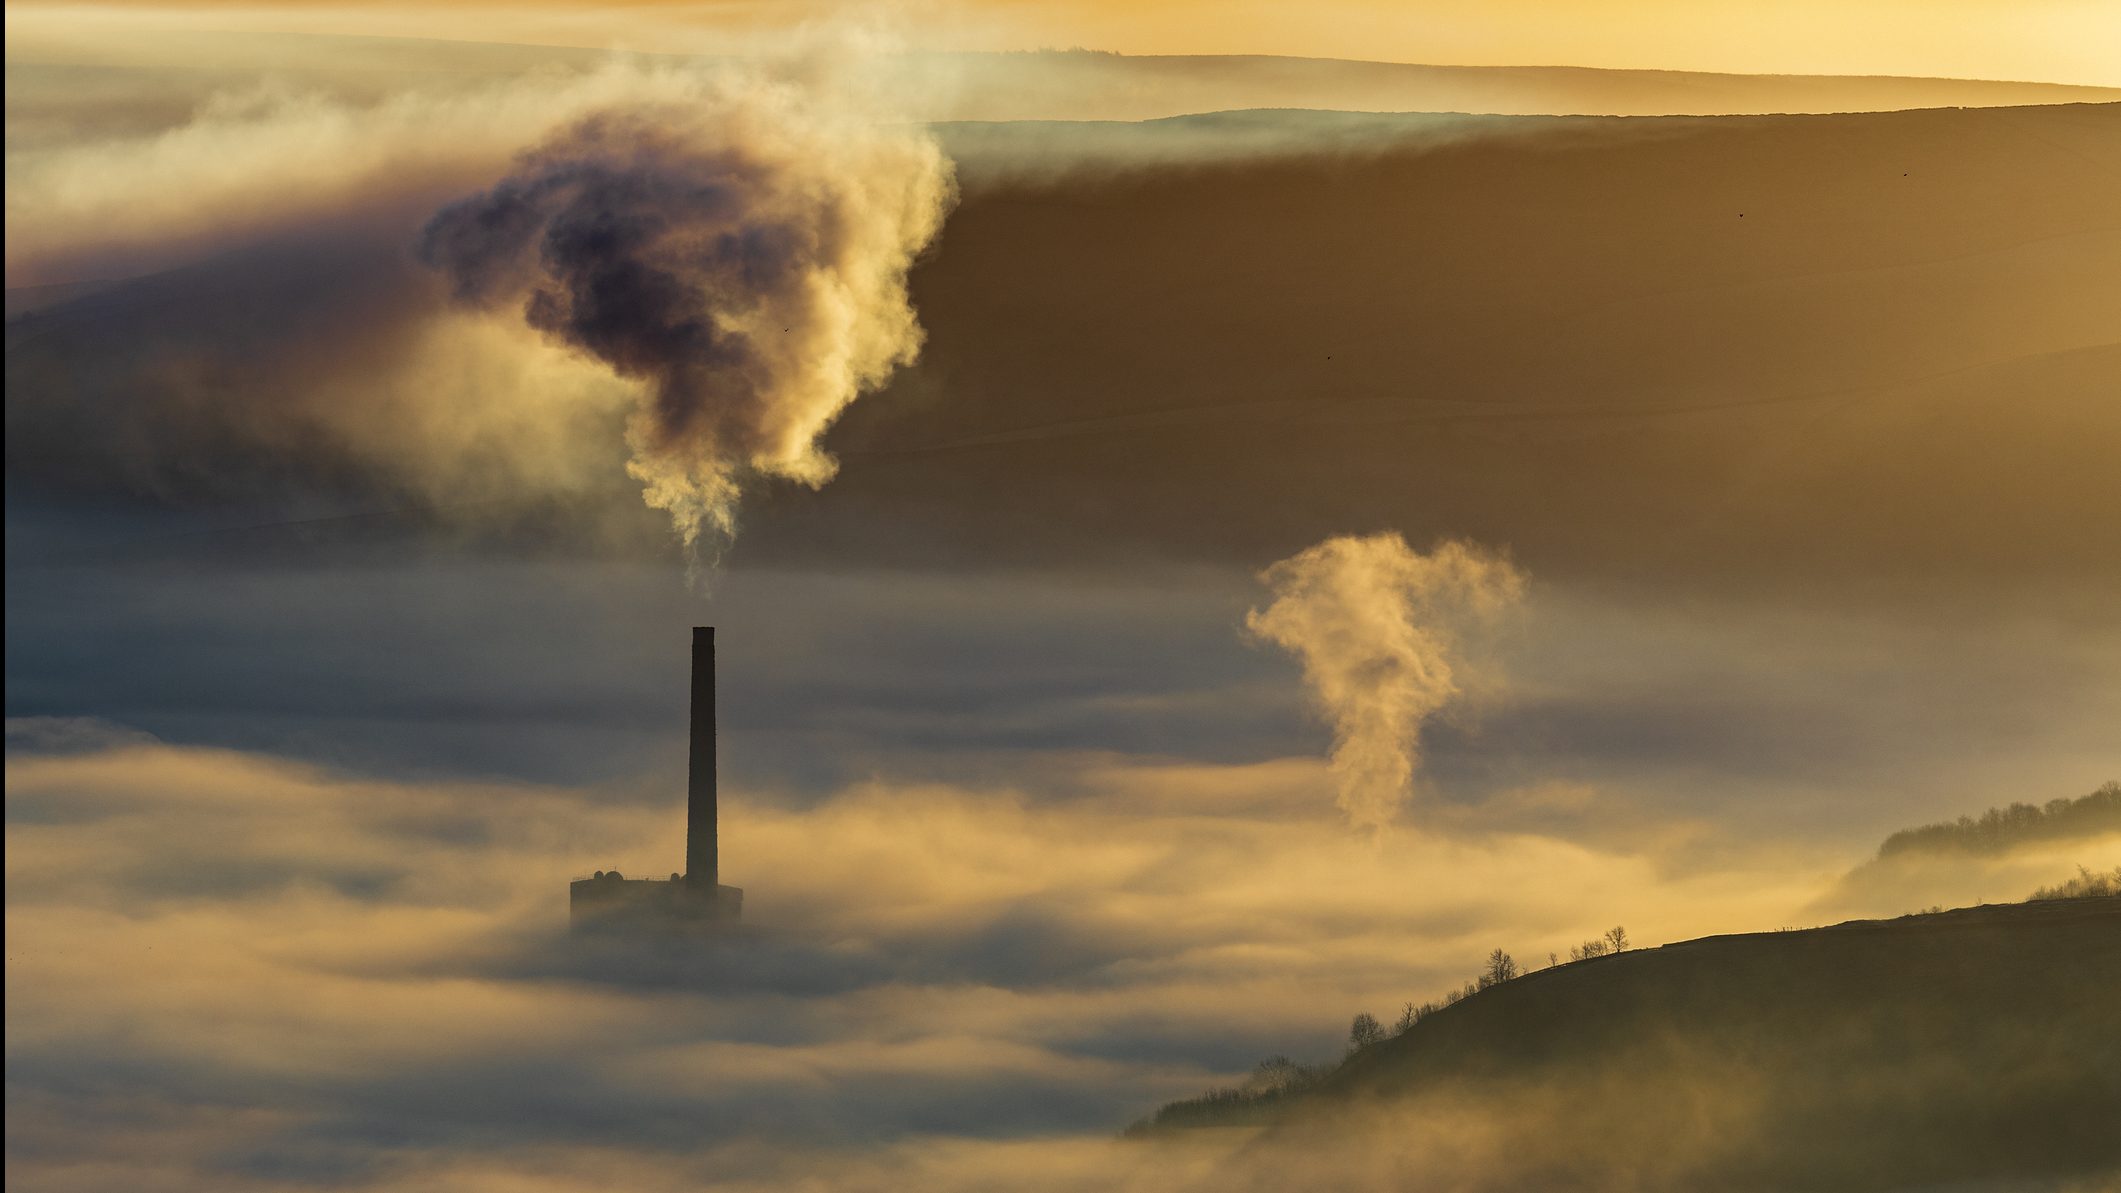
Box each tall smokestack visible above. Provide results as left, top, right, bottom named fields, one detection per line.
left=686, top=626, right=717, bottom=890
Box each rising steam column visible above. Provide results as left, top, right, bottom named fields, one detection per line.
left=569, top=626, right=744, bottom=933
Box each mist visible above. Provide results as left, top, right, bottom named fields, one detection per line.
left=0, top=722, right=1845, bottom=1191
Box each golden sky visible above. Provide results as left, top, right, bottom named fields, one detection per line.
left=8, top=0, right=2120, bottom=85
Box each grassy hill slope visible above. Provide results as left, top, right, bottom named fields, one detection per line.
left=1147, top=898, right=2121, bottom=1191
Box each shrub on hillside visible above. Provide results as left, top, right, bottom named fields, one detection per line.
left=2028, top=865, right=2121, bottom=901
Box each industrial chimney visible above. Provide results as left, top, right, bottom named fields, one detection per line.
left=686, top=625, right=717, bottom=891
left=568, top=626, right=742, bottom=933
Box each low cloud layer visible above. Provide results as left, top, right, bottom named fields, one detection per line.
left=14, top=723, right=2099, bottom=1191
left=5, top=724, right=1847, bottom=1192
left=1248, top=535, right=1525, bottom=832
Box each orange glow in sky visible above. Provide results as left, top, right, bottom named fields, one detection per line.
left=7, top=0, right=2120, bottom=86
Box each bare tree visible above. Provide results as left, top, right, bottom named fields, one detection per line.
left=1248, top=1055, right=1305, bottom=1094
left=1394, top=1002, right=1420, bottom=1034
left=1548, top=952, right=1560, bottom=969
left=1480, top=948, right=1519, bottom=988
left=1604, top=925, right=1630, bottom=953
left=1348, top=1012, right=1384, bottom=1052
left=1569, top=939, right=1609, bottom=962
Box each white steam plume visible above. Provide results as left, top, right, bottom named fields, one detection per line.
left=1247, top=534, right=1526, bottom=832
left=418, top=65, right=956, bottom=556
left=4, top=49, right=957, bottom=560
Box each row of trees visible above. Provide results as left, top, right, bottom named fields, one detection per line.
left=1877, top=782, right=2120, bottom=859
left=1568, top=925, right=1630, bottom=961
left=1349, top=926, right=1631, bottom=1053
left=1133, top=926, right=1635, bottom=1135
left=1126, top=1053, right=1327, bottom=1134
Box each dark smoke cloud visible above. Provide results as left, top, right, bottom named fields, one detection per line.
left=420, top=94, right=954, bottom=553
left=5, top=61, right=951, bottom=565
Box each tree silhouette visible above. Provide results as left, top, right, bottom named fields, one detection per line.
left=1348, top=1012, right=1385, bottom=1052
left=1249, top=1055, right=1307, bottom=1093
left=1604, top=926, right=1630, bottom=953
left=1481, top=948, right=1519, bottom=988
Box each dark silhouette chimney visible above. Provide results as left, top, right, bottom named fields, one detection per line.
left=686, top=626, right=717, bottom=890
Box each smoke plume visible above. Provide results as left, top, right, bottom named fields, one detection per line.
left=419, top=76, right=955, bottom=553
left=1248, top=534, right=1525, bottom=832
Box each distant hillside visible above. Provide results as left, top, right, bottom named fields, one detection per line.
left=9, top=33, right=2118, bottom=154
left=769, top=101, right=2121, bottom=594
left=1818, top=782, right=2121, bottom=917
left=903, top=51, right=2121, bottom=123
left=1878, top=781, right=2120, bottom=859
left=1138, top=898, right=2121, bottom=1191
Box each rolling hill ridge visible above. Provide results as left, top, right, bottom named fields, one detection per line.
left=1145, top=897, right=2121, bottom=1191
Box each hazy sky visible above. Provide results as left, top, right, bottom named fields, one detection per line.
left=6, top=0, right=2120, bottom=85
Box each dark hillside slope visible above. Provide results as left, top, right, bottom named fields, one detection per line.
left=758, top=103, right=2121, bottom=597
left=1199, top=899, right=2121, bottom=1191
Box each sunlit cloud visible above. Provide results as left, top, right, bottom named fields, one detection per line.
left=4, top=726, right=1874, bottom=1189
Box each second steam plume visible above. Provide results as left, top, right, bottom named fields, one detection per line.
left=1249, top=534, right=1525, bottom=833
left=420, top=69, right=956, bottom=556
